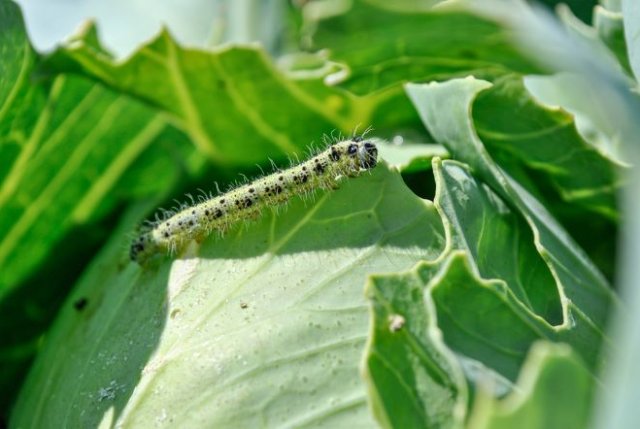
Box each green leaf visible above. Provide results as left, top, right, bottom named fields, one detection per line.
left=309, top=0, right=541, bottom=95
left=45, top=17, right=444, bottom=160
left=362, top=159, right=603, bottom=426
left=0, top=0, right=434, bottom=415
left=430, top=162, right=562, bottom=378
left=309, top=1, right=623, bottom=278
left=0, top=1, right=42, bottom=284
left=46, top=23, right=365, bottom=163
left=471, top=74, right=622, bottom=280
left=364, top=260, right=467, bottom=429
left=594, top=6, right=632, bottom=76
left=0, top=0, right=199, bottom=414
left=0, top=0, right=41, bottom=159
left=4, top=1, right=630, bottom=426
left=468, top=342, right=594, bottom=429
left=365, top=249, right=468, bottom=428
left=436, top=157, right=561, bottom=315
left=11, top=164, right=448, bottom=428
left=406, top=79, right=617, bottom=372
left=472, top=74, right=621, bottom=221
left=0, top=76, right=186, bottom=294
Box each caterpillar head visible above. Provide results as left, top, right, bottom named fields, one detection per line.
left=347, top=137, right=378, bottom=170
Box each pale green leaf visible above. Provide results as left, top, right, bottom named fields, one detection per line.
left=10, top=164, right=447, bottom=428
left=468, top=342, right=594, bottom=429
left=621, top=0, right=640, bottom=80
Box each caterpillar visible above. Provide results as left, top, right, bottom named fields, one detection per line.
left=130, top=136, right=379, bottom=264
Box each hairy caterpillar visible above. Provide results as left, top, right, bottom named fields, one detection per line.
left=130, top=137, right=379, bottom=264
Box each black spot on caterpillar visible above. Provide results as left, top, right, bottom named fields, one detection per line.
left=130, top=138, right=379, bottom=264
